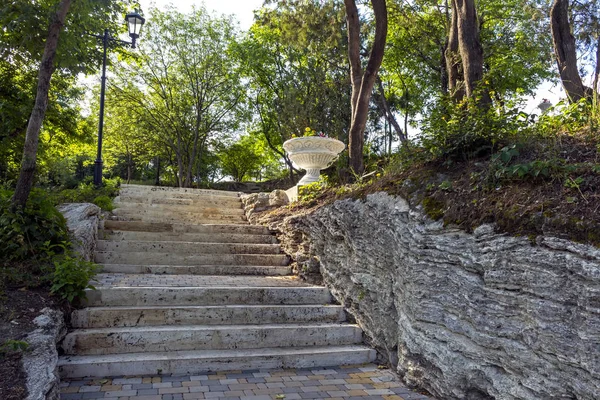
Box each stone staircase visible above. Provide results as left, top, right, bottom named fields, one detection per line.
left=58, top=184, right=375, bottom=378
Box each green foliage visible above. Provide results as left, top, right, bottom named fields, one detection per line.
left=298, top=180, right=327, bottom=204
left=0, top=189, right=69, bottom=262
left=48, top=178, right=120, bottom=209
left=0, top=340, right=29, bottom=355
left=50, top=254, right=98, bottom=303
left=421, top=97, right=531, bottom=160
left=93, top=195, right=113, bottom=212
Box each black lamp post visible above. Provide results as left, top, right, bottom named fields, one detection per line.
left=93, top=10, right=145, bottom=187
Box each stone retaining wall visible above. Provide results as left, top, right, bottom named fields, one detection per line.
left=255, top=192, right=600, bottom=400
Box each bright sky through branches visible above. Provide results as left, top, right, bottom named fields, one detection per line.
left=138, top=0, right=264, bottom=30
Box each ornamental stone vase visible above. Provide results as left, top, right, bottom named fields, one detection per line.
left=283, top=136, right=345, bottom=185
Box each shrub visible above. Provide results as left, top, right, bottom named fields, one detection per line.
left=93, top=195, right=113, bottom=211
left=50, top=254, right=98, bottom=303
left=0, top=189, right=69, bottom=262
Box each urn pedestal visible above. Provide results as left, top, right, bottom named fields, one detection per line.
left=282, top=137, right=345, bottom=186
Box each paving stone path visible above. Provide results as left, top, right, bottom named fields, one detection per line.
left=59, top=185, right=433, bottom=399
left=60, top=364, right=433, bottom=400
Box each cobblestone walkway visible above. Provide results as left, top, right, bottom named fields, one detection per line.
left=60, top=364, right=434, bottom=400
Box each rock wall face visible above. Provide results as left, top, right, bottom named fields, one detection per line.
left=290, top=192, right=599, bottom=400
left=23, top=308, right=66, bottom=400
left=58, top=203, right=101, bottom=261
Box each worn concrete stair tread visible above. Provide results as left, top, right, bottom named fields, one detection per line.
left=100, top=230, right=277, bottom=244
left=98, top=264, right=291, bottom=276
left=112, top=208, right=247, bottom=220
left=113, top=215, right=248, bottom=226
left=71, top=304, right=346, bottom=328
left=96, top=240, right=282, bottom=255
left=93, top=274, right=308, bottom=287
left=115, top=195, right=243, bottom=208
left=58, top=345, right=377, bottom=378
left=102, top=220, right=269, bottom=235
left=120, top=184, right=241, bottom=197
left=94, top=251, right=288, bottom=266
left=112, top=202, right=245, bottom=215
left=62, top=323, right=364, bottom=355
left=85, top=285, right=333, bottom=306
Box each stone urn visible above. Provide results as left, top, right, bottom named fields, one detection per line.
left=283, top=136, right=345, bottom=185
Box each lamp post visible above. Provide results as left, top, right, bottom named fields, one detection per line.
left=93, top=10, right=145, bottom=187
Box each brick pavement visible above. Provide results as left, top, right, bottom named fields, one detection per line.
left=60, top=364, right=434, bottom=400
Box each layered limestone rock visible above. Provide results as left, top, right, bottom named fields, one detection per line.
left=261, top=192, right=599, bottom=400
left=23, top=308, right=66, bottom=400
left=58, top=203, right=101, bottom=261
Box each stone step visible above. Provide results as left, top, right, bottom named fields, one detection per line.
left=58, top=345, right=377, bottom=378
left=120, top=184, right=241, bottom=197
left=71, top=304, right=347, bottom=328
left=62, top=323, right=363, bottom=355
left=112, top=214, right=248, bottom=226
left=115, top=195, right=243, bottom=208
left=102, top=220, right=268, bottom=235
left=96, top=240, right=282, bottom=255
left=100, top=230, right=278, bottom=244
left=112, top=208, right=247, bottom=223
left=94, top=251, right=288, bottom=266
left=99, top=264, right=292, bottom=276
left=113, top=201, right=245, bottom=215
left=84, top=286, right=332, bottom=307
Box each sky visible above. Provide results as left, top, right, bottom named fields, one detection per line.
left=137, top=0, right=264, bottom=30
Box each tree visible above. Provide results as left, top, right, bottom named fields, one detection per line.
left=550, top=0, right=599, bottom=102
left=238, top=1, right=351, bottom=182
left=218, top=136, right=263, bottom=183
left=344, top=0, right=388, bottom=175
left=1, top=0, right=133, bottom=201
left=450, top=0, right=490, bottom=105
left=12, top=0, right=72, bottom=209
left=113, top=6, right=245, bottom=187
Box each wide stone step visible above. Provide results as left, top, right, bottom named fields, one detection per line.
left=94, top=251, right=288, bottom=266
left=58, top=345, right=377, bottom=378
left=71, top=304, right=347, bottom=328
left=120, top=184, right=241, bottom=197
left=115, top=195, right=243, bottom=208
left=84, top=286, right=332, bottom=307
left=96, top=240, right=281, bottom=255
left=113, top=209, right=246, bottom=223
left=102, top=220, right=268, bottom=235
left=100, top=230, right=278, bottom=244
left=61, top=323, right=363, bottom=355
left=99, top=264, right=292, bottom=276
left=112, top=201, right=245, bottom=215
left=113, top=214, right=248, bottom=226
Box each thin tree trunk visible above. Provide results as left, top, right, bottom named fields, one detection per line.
left=376, top=78, right=407, bottom=142
left=12, top=0, right=71, bottom=209
left=344, top=0, right=388, bottom=175
left=445, top=1, right=464, bottom=100
left=454, top=0, right=490, bottom=105
left=550, top=0, right=587, bottom=103
left=593, top=35, right=600, bottom=97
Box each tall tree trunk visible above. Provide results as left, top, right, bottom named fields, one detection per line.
left=454, top=0, right=490, bottom=105
left=445, top=1, right=465, bottom=100
left=12, top=0, right=71, bottom=209
left=344, top=0, right=388, bottom=176
left=593, top=36, right=600, bottom=97
left=550, top=0, right=587, bottom=103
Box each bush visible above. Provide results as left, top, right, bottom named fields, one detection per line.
left=420, top=97, right=532, bottom=161
left=93, top=195, right=113, bottom=212
left=50, top=253, right=98, bottom=303
left=0, top=188, right=69, bottom=262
